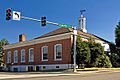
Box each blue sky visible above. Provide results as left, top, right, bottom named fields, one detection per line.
left=0, top=0, right=120, bottom=43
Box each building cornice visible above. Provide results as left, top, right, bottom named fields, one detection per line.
left=3, top=32, right=72, bottom=50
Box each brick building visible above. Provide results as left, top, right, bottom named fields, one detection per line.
left=3, top=28, right=110, bottom=72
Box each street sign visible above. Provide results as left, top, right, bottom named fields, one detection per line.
left=58, top=24, right=72, bottom=28
left=13, top=11, right=21, bottom=20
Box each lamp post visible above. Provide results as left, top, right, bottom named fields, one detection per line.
left=73, top=27, right=77, bottom=72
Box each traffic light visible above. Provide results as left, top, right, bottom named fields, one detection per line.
left=6, top=8, right=12, bottom=20
left=41, top=16, right=46, bottom=26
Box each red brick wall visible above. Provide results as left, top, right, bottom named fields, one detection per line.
left=4, top=38, right=72, bottom=66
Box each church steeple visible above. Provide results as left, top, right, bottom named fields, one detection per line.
left=78, top=10, right=87, bottom=33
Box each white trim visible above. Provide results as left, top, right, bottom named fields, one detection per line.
left=3, top=32, right=72, bottom=50
left=28, top=48, right=34, bottom=62
left=20, top=49, right=26, bottom=63
left=14, top=50, right=18, bottom=63
left=10, top=64, right=73, bottom=71
left=7, top=51, right=11, bottom=63
left=54, top=44, right=62, bottom=61
left=41, top=46, right=48, bottom=61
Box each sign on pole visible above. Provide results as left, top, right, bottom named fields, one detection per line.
left=58, top=24, right=72, bottom=28
left=13, top=11, right=21, bottom=20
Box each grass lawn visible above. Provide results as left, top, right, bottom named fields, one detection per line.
left=77, top=68, right=120, bottom=71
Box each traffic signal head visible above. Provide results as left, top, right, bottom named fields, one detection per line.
left=41, top=16, right=46, bottom=26
left=6, top=9, right=12, bottom=20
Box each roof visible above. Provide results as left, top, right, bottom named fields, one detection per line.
left=34, top=28, right=109, bottom=43
left=92, top=34, right=110, bottom=43
left=3, top=28, right=110, bottom=50
left=35, top=28, right=73, bottom=39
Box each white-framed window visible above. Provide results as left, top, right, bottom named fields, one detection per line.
left=29, top=48, right=34, bottom=62
left=42, top=46, right=48, bottom=61
left=21, top=49, right=26, bottom=63
left=7, top=51, right=11, bottom=63
left=54, top=44, right=62, bottom=61
left=14, top=50, right=18, bottom=63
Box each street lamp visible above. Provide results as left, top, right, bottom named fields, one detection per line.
left=73, top=27, right=77, bottom=72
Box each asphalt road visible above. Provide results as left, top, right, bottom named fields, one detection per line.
left=0, top=71, right=120, bottom=80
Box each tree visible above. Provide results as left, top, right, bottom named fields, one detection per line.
left=109, top=42, right=118, bottom=67
left=115, top=22, right=120, bottom=48
left=0, top=39, right=9, bottom=66
left=87, top=38, right=104, bottom=67
left=76, top=36, right=112, bottom=68
left=110, top=53, right=120, bottom=67
left=76, top=36, right=91, bottom=68
left=114, top=21, right=120, bottom=67
left=109, top=42, right=120, bottom=67
left=109, top=42, right=117, bottom=54
left=95, top=54, right=112, bottom=68
left=115, top=22, right=120, bottom=57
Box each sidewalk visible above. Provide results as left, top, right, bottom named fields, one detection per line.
left=0, top=70, right=119, bottom=80
left=0, top=72, right=79, bottom=80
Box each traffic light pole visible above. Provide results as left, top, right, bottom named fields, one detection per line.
left=73, top=27, right=77, bottom=72
left=21, top=15, right=77, bottom=72
left=6, top=9, right=77, bottom=72
left=21, top=16, right=59, bottom=26
left=21, top=16, right=41, bottom=22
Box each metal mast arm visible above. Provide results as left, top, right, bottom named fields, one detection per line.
left=21, top=16, right=59, bottom=26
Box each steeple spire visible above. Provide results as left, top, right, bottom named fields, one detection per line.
left=78, top=10, right=87, bottom=33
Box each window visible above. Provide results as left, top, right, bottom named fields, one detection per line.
left=14, top=50, right=18, bottom=63
left=42, top=46, right=48, bottom=61
left=54, top=44, right=62, bottom=60
left=21, top=49, right=26, bottom=62
left=7, top=51, right=11, bottom=63
left=29, top=48, right=34, bottom=62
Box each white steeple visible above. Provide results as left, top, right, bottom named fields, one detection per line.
left=78, top=10, right=87, bottom=33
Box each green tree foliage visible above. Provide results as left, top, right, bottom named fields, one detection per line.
left=115, top=22, right=120, bottom=62
left=109, top=42, right=120, bottom=67
left=76, top=36, right=112, bottom=68
left=87, top=38, right=104, bottom=67
left=0, top=39, right=9, bottom=65
left=95, top=54, right=112, bottom=68
left=109, top=21, right=120, bottom=67
left=115, top=22, right=120, bottom=67
left=115, top=22, right=120, bottom=48
left=109, top=42, right=117, bottom=53
left=76, top=36, right=91, bottom=68
left=110, top=53, right=120, bottom=67
left=109, top=42, right=119, bottom=67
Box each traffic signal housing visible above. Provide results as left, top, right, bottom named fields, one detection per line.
left=6, top=9, right=12, bottom=20
left=41, top=16, right=46, bottom=26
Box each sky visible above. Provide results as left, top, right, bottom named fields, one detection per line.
left=0, top=0, right=120, bottom=43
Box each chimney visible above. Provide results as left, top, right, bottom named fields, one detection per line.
left=19, top=34, right=26, bottom=42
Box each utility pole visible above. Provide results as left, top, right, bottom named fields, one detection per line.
left=20, top=16, right=78, bottom=72
left=21, top=16, right=59, bottom=26
left=73, top=27, right=77, bottom=72
left=7, top=9, right=77, bottom=72
left=21, top=16, right=78, bottom=72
